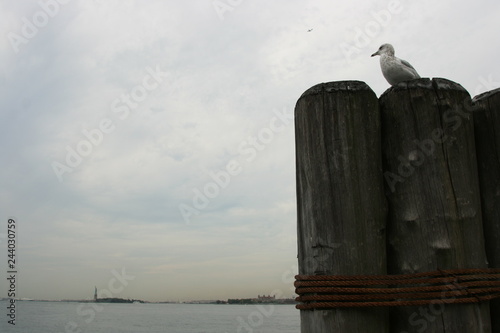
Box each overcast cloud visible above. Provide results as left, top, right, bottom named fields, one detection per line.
left=0, top=0, right=499, bottom=302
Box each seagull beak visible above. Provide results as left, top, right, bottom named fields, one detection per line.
left=371, top=51, right=379, bottom=57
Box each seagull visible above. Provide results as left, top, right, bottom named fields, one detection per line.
left=307, top=28, right=313, bottom=32
left=371, top=44, right=420, bottom=85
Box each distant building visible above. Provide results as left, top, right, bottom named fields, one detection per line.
left=94, top=287, right=97, bottom=301
left=257, top=295, right=275, bottom=301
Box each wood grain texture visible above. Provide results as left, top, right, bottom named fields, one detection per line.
left=295, top=81, right=388, bottom=333
left=472, top=87, right=500, bottom=332
left=380, top=78, right=490, bottom=333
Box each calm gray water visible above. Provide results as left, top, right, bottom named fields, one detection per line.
left=0, top=300, right=299, bottom=333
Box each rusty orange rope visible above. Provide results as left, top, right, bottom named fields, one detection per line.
left=295, top=268, right=500, bottom=310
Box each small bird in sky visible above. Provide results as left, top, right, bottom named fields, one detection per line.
left=307, top=28, right=313, bottom=32
left=371, top=44, right=420, bottom=85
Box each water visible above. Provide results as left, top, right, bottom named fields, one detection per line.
left=0, top=300, right=300, bottom=333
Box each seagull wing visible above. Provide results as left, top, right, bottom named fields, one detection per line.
left=400, top=59, right=416, bottom=70
left=399, top=58, right=420, bottom=78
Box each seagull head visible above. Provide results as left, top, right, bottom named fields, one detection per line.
left=371, top=44, right=395, bottom=57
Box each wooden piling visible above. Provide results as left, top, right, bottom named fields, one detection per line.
left=472, top=88, right=500, bottom=332
left=295, top=81, right=389, bottom=332
left=380, top=78, right=491, bottom=332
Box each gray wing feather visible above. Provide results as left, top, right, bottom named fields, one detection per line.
left=400, top=59, right=416, bottom=70
left=400, top=58, right=420, bottom=78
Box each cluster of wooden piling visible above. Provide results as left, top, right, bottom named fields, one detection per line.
left=295, top=79, right=500, bottom=332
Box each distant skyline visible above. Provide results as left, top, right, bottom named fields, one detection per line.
left=1, top=0, right=500, bottom=302
left=2, top=290, right=294, bottom=303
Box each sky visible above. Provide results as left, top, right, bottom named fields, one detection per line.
left=0, top=0, right=499, bottom=302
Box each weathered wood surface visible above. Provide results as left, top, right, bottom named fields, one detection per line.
left=295, top=81, right=388, bottom=333
left=472, top=87, right=500, bottom=332
left=380, top=78, right=490, bottom=332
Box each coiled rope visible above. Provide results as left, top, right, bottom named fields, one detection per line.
left=295, top=268, right=500, bottom=310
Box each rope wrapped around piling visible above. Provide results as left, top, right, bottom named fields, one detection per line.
left=295, top=268, right=500, bottom=310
